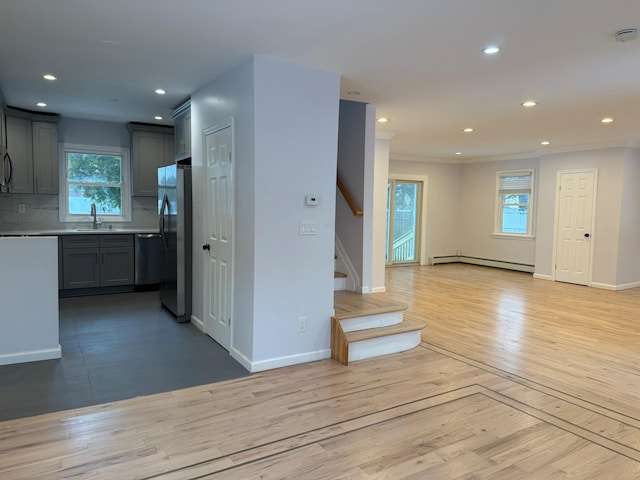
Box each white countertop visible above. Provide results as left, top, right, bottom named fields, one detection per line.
left=0, top=227, right=159, bottom=236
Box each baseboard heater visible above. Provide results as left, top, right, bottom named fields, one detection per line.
left=431, top=255, right=534, bottom=273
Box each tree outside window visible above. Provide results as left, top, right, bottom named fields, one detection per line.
left=59, top=144, right=131, bottom=222
left=67, top=153, right=122, bottom=215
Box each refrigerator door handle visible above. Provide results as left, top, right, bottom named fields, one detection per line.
left=159, top=194, right=170, bottom=252
left=3, top=152, right=12, bottom=185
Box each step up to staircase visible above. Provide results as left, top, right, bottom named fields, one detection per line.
left=334, top=271, right=347, bottom=292
left=331, top=292, right=426, bottom=365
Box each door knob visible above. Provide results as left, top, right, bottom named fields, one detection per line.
left=584, top=233, right=590, bottom=238
left=202, top=244, right=210, bottom=251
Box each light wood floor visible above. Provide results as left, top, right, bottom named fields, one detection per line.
left=2, top=264, right=640, bottom=479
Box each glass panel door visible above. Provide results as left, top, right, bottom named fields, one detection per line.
left=386, top=180, right=421, bottom=265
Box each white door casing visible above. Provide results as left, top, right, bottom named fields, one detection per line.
left=554, top=169, right=597, bottom=286
left=203, top=123, right=233, bottom=350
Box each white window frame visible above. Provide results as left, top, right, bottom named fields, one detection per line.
left=59, top=143, right=131, bottom=223
left=493, top=169, right=535, bottom=238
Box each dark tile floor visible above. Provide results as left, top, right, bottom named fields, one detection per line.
left=0, top=291, right=249, bottom=422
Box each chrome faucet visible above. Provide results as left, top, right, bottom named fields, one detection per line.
left=90, top=203, right=97, bottom=229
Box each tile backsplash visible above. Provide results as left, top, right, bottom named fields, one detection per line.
left=0, top=194, right=158, bottom=232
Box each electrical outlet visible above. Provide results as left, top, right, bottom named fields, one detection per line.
left=17, top=203, right=26, bottom=214
left=297, top=316, right=307, bottom=333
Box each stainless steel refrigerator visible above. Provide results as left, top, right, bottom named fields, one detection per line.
left=158, top=160, right=192, bottom=323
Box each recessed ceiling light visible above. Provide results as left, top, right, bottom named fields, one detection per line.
left=155, top=88, right=166, bottom=95
left=521, top=100, right=538, bottom=108
left=377, top=117, right=389, bottom=123
left=347, top=91, right=360, bottom=96
left=540, top=141, right=550, bottom=146
left=36, top=102, right=47, bottom=107
left=454, top=152, right=463, bottom=156
left=601, top=117, right=614, bottom=123
left=483, top=46, right=500, bottom=55
left=43, top=74, right=57, bottom=81
left=463, top=128, right=474, bottom=133
left=154, top=116, right=163, bottom=120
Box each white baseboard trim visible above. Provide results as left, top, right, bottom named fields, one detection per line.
left=614, top=281, right=640, bottom=291
left=371, top=286, right=386, bottom=293
left=0, top=345, right=62, bottom=366
left=243, top=349, right=331, bottom=373
left=191, top=315, right=205, bottom=332
left=358, top=286, right=372, bottom=294
left=591, top=281, right=640, bottom=291
left=230, top=348, right=253, bottom=372
left=433, top=255, right=534, bottom=273
left=533, top=273, right=554, bottom=281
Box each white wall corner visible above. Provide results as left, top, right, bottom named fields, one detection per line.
left=230, top=347, right=253, bottom=372
left=361, top=103, right=377, bottom=293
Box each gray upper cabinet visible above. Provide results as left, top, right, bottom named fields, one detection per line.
left=6, top=116, right=34, bottom=194
left=129, top=124, right=174, bottom=197
left=5, top=114, right=58, bottom=194
left=172, top=100, right=191, bottom=161
left=32, top=122, right=59, bottom=194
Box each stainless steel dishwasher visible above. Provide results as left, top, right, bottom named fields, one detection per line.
left=135, top=233, right=162, bottom=286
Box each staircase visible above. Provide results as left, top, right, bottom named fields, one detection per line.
left=331, top=291, right=426, bottom=365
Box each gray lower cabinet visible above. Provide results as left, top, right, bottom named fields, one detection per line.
left=62, top=234, right=134, bottom=289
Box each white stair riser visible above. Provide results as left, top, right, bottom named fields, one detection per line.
left=348, top=331, right=421, bottom=363
left=334, top=277, right=346, bottom=291
left=340, top=311, right=403, bottom=333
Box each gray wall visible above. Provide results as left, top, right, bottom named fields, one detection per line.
left=192, top=55, right=340, bottom=371
left=534, top=147, right=625, bottom=286
left=459, top=157, right=539, bottom=265
left=336, top=100, right=368, bottom=282
left=388, top=159, right=463, bottom=259
left=390, top=146, right=640, bottom=289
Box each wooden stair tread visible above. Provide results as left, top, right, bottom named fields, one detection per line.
left=334, top=271, right=347, bottom=278
left=334, top=291, right=408, bottom=320
left=344, top=317, right=426, bottom=343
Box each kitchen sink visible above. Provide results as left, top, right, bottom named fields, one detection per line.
left=73, top=228, right=118, bottom=232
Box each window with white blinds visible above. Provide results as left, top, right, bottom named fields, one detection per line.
left=495, top=170, right=534, bottom=235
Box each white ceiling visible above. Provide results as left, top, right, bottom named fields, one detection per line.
left=1, top=0, right=639, bottom=161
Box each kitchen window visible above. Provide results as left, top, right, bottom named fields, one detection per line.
left=59, top=143, right=131, bottom=222
left=494, top=170, right=534, bottom=237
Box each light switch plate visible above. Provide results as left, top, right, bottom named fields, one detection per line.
left=299, top=221, right=317, bottom=236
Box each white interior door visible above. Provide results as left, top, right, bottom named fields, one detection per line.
left=204, top=125, right=233, bottom=350
left=554, top=170, right=596, bottom=285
